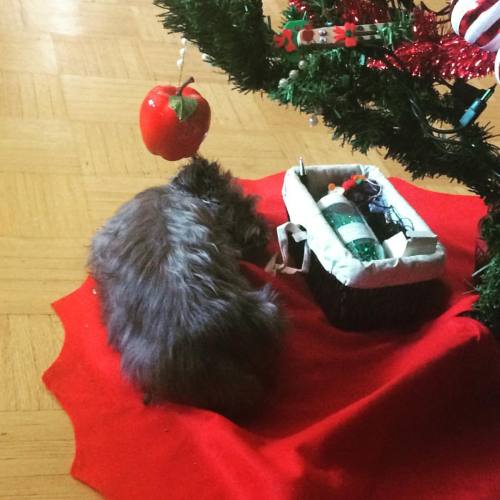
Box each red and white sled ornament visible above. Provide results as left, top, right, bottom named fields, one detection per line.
left=451, top=0, right=500, bottom=81
left=298, top=23, right=386, bottom=47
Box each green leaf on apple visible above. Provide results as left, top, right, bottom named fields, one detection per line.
left=168, top=96, right=198, bottom=122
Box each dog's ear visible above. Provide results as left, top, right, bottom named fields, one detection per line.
left=171, top=156, right=232, bottom=197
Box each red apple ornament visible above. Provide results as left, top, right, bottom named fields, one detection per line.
left=139, top=77, right=211, bottom=161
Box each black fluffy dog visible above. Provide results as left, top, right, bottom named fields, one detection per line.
left=89, top=157, right=285, bottom=420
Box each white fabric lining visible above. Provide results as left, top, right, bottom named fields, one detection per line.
left=281, top=164, right=446, bottom=289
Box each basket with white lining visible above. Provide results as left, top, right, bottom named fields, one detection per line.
left=277, top=164, right=447, bottom=330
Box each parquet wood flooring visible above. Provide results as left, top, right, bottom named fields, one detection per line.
left=0, top=0, right=498, bottom=497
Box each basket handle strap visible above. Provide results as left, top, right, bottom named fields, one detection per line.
left=266, top=222, right=311, bottom=275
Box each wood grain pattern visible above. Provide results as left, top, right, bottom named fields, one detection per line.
left=1, top=0, right=497, bottom=497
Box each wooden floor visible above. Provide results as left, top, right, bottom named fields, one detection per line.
left=0, top=0, right=498, bottom=498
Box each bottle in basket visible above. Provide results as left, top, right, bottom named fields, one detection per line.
left=318, top=187, right=385, bottom=261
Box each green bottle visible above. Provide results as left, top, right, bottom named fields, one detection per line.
left=318, top=188, right=385, bottom=262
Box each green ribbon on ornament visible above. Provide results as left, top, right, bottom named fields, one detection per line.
left=168, top=95, right=198, bottom=121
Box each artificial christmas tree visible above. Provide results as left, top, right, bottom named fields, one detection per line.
left=153, top=0, right=500, bottom=333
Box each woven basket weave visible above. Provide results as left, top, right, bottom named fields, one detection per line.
left=280, top=164, right=447, bottom=330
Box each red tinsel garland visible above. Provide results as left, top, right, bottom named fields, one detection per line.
left=368, top=33, right=496, bottom=80
left=367, top=6, right=495, bottom=79
left=288, top=0, right=317, bottom=24
left=340, top=0, right=391, bottom=24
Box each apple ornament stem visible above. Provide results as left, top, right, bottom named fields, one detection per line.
left=139, top=76, right=211, bottom=161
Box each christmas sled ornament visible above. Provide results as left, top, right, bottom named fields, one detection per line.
left=297, top=22, right=390, bottom=47
left=139, top=77, right=211, bottom=161
left=450, top=0, right=500, bottom=81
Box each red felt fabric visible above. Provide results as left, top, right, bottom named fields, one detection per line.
left=43, top=174, right=500, bottom=500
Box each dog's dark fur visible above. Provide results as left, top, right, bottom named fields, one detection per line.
left=88, top=157, right=284, bottom=420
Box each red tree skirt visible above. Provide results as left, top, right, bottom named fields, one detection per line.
left=43, top=174, right=500, bottom=499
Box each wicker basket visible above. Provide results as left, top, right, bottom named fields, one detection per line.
left=278, top=164, right=447, bottom=330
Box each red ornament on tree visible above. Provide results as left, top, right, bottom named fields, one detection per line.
left=450, top=0, right=500, bottom=81
left=333, top=23, right=359, bottom=47
left=139, top=77, right=211, bottom=161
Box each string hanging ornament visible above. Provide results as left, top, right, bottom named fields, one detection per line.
left=139, top=37, right=211, bottom=161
